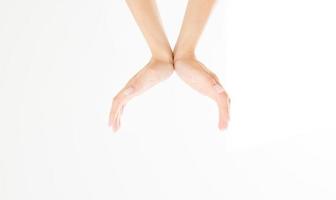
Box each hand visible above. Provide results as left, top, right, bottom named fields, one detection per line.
left=174, top=55, right=231, bottom=130
left=108, top=57, right=174, bottom=132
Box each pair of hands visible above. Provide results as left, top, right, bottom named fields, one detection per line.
left=108, top=54, right=231, bottom=132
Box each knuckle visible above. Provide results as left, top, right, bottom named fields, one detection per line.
left=207, top=76, right=217, bottom=85
left=212, top=74, right=219, bottom=82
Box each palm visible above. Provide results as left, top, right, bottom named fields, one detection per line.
left=174, top=57, right=231, bottom=130
left=109, top=58, right=174, bottom=132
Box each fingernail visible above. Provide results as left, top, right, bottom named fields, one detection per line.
left=123, top=87, right=134, bottom=95
left=213, top=84, right=225, bottom=93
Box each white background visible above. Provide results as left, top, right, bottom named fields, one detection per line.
left=1, top=0, right=336, bottom=199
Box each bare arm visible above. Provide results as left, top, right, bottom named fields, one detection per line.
left=174, top=0, right=216, bottom=59
left=126, top=0, right=173, bottom=62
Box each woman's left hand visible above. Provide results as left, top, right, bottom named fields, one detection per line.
left=108, top=57, right=174, bottom=132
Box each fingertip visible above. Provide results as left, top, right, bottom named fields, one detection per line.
left=218, top=106, right=229, bottom=131
left=112, top=121, right=119, bottom=133
left=218, top=122, right=228, bottom=131
left=113, top=119, right=120, bottom=133
left=218, top=119, right=225, bottom=129
left=108, top=111, right=114, bottom=128
left=116, top=110, right=122, bottom=132
left=110, top=112, right=118, bottom=133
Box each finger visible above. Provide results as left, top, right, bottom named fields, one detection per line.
left=213, top=83, right=226, bottom=94
left=112, top=109, right=120, bottom=132
left=112, top=104, right=122, bottom=132
left=199, top=62, right=220, bottom=83
left=205, top=75, right=224, bottom=98
left=211, top=83, right=230, bottom=130
left=216, top=92, right=230, bottom=130
left=227, top=96, right=231, bottom=120
left=202, top=75, right=229, bottom=129
left=218, top=100, right=229, bottom=129
left=109, top=86, right=135, bottom=132
left=116, top=105, right=124, bottom=132
left=109, top=100, right=121, bottom=132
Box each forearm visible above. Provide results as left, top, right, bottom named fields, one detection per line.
left=174, top=0, right=217, bottom=59
left=125, top=0, right=173, bottom=62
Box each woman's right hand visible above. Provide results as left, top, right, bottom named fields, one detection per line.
left=174, top=55, right=231, bottom=130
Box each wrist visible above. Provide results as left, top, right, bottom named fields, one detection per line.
left=173, top=40, right=197, bottom=61
left=173, top=50, right=196, bottom=62
left=151, top=49, right=174, bottom=64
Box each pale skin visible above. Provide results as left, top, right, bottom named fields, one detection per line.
left=108, top=0, right=231, bottom=132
